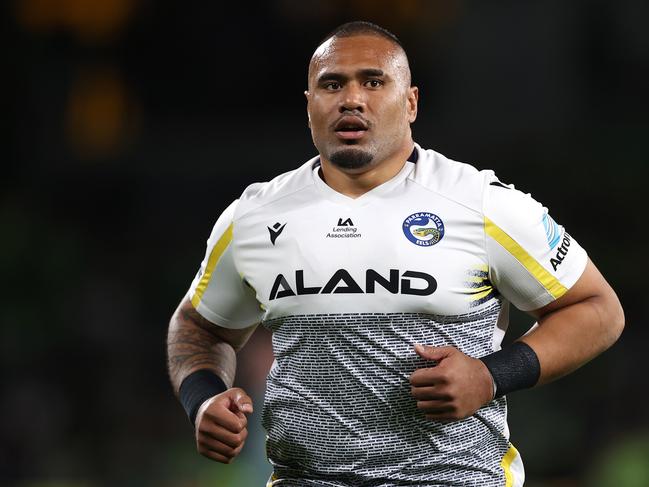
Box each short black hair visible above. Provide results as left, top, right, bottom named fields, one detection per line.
left=309, top=21, right=412, bottom=87
left=319, top=21, right=404, bottom=51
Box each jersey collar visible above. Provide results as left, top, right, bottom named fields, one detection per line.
left=311, top=146, right=417, bottom=206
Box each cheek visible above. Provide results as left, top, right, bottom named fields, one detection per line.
left=308, top=100, right=325, bottom=123
left=309, top=103, right=333, bottom=133
left=307, top=111, right=328, bottom=144
left=377, top=99, right=409, bottom=130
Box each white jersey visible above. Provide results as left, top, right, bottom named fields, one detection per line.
left=187, top=144, right=587, bottom=487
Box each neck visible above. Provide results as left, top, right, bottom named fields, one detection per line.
left=319, top=140, right=415, bottom=198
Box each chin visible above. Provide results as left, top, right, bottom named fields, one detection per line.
left=329, top=147, right=375, bottom=170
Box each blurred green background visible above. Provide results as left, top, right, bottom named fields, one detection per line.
left=2, top=0, right=647, bottom=486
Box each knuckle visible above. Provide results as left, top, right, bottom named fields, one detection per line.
left=436, top=372, right=449, bottom=384
left=230, top=387, right=245, bottom=398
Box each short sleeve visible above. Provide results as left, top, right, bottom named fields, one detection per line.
left=187, top=200, right=264, bottom=328
left=483, top=181, right=588, bottom=311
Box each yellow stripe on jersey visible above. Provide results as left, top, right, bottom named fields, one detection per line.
left=470, top=287, right=494, bottom=301
left=501, top=444, right=518, bottom=487
left=266, top=473, right=277, bottom=487
left=484, top=217, right=567, bottom=300
left=191, top=222, right=233, bottom=308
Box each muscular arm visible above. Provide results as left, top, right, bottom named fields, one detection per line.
left=167, top=298, right=259, bottom=463
left=411, top=258, right=624, bottom=421
left=167, top=298, right=258, bottom=395
left=521, top=257, right=625, bottom=385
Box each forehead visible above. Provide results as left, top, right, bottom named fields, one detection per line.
left=309, top=35, right=405, bottom=80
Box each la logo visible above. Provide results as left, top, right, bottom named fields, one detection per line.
left=337, top=218, right=354, bottom=226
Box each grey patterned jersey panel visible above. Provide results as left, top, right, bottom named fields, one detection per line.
left=261, top=304, right=510, bottom=486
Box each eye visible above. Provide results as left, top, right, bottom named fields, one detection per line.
left=324, top=81, right=342, bottom=91
left=365, top=79, right=383, bottom=88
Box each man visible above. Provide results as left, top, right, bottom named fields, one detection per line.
left=167, top=21, right=624, bottom=486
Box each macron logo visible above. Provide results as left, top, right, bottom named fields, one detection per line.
left=268, top=222, right=287, bottom=245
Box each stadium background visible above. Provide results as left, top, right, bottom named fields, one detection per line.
left=3, top=1, right=648, bottom=486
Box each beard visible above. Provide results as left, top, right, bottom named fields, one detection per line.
left=329, top=148, right=374, bottom=170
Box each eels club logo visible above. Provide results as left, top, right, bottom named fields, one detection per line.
left=402, top=212, right=445, bottom=247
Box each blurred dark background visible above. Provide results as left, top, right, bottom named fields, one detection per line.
left=2, top=1, right=648, bottom=486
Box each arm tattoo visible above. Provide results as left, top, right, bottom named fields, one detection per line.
left=166, top=300, right=237, bottom=395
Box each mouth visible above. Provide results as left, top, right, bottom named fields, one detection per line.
left=333, top=115, right=369, bottom=141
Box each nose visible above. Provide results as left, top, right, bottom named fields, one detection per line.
left=338, top=82, right=366, bottom=113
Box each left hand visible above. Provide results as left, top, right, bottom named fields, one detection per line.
left=409, top=344, right=495, bottom=422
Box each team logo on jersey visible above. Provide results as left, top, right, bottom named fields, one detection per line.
left=542, top=213, right=562, bottom=249
left=268, top=222, right=287, bottom=245
left=402, top=212, right=445, bottom=247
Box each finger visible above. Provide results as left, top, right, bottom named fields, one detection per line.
left=414, top=344, right=454, bottom=362
left=207, top=439, right=245, bottom=460
left=410, top=386, right=452, bottom=401
left=229, top=441, right=245, bottom=458
left=198, top=435, right=240, bottom=458
left=200, top=447, right=234, bottom=464
left=233, top=389, right=254, bottom=414
left=409, top=367, right=447, bottom=387
left=200, top=423, right=248, bottom=449
left=202, top=407, right=246, bottom=433
left=198, top=431, right=247, bottom=458
left=234, top=411, right=249, bottom=432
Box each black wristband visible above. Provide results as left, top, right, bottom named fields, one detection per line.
left=179, top=369, right=228, bottom=425
left=479, top=341, right=541, bottom=398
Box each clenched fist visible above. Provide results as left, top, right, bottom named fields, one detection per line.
left=194, top=387, right=253, bottom=463
left=410, top=344, right=494, bottom=422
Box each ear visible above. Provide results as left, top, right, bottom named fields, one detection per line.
left=407, top=86, right=419, bottom=123
left=305, top=90, right=312, bottom=127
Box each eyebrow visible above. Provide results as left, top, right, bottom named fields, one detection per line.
left=316, top=68, right=386, bottom=84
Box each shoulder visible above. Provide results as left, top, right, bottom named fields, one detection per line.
left=410, top=144, right=496, bottom=212
left=480, top=168, right=551, bottom=231
left=234, top=155, right=319, bottom=219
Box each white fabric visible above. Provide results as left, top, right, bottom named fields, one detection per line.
left=185, top=144, right=588, bottom=485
